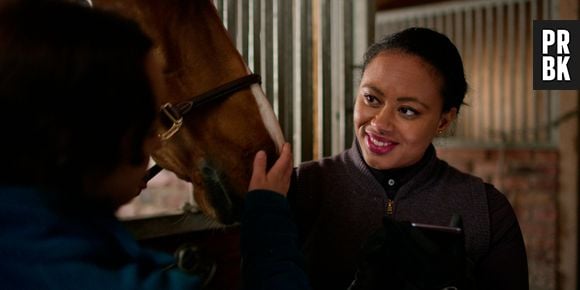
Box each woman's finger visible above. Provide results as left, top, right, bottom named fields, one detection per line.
left=268, top=143, right=292, bottom=178
left=249, top=150, right=267, bottom=191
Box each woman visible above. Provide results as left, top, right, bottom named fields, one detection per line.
left=0, top=1, right=293, bottom=289
left=289, top=27, right=529, bottom=289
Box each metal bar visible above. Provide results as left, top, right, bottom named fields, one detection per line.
left=252, top=0, right=261, bottom=76
left=475, top=6, right=484, bottom=141
left=417, top=15, right=425, bottom=28
left=452, top=8, right=463, bottom=138
left=445, top=11, right=453, bottom=37
left=427, top=14, right=435, bottom=29
left=546, top=0, right=558, bottom=145
left=485, top=3, right=494, bottom=142
left=518, top=0, right=527, bottom=142
left=464, top=8, right=474, bottom=140
left=227, top=0, right=237, bottom=39
left=292, top=0, right=302, bottom=162
left=263, top=0, right=274, bottom=104
left=215, top=0, right=224, bottom=19
left=522, top=0, right=534, bottom=143
left=435, top=12, right=444, bottom=32
left=272, top=0, right=279, bottom=114
left=330, top=0, right=345, bottom=155
left=240, top=0, right=249, bottom=63
left=248, top=0, right=255, bottom=71
left=278, top=0, right=294, bottom=145
left=300, top=0, right=313, bottom=161
left=531, top=0, right=539, bottom=142
left=320, top=0, right=332, bottom=157
left=344, top=0, right=354, bottom=149
left=330, top=0, right=339, bottom=154
left=496, top=3, right=505, bottom=142
left=407, top=17, right=415, bottom=27
left=507, top=1, right=516, bottom=142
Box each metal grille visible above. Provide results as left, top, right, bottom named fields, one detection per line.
left=376, top=0, right=559, bottom=147
left=212, top=0, right=374, bottom=161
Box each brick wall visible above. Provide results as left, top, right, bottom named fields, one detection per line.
left=437, top=147, right=559, bottom=290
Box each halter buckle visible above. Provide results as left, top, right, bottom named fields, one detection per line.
left=158, top=102, right=183, bottom=141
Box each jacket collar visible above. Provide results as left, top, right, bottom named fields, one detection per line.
left=345, top=140, right=441, bottom=200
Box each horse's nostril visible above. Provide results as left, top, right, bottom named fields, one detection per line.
left=200, top=162, right=240, bottom=224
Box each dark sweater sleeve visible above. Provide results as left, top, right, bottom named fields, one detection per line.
left=475, top=184, right=529, bottom=290
left=241, top=190, right=311, bottom=290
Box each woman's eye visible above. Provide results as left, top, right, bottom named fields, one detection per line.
left=363, top=94, right=379, bottom=106
left=399, top=106, right=419, bottom=117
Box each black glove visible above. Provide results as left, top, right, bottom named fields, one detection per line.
left=348, top=215, right=474, bottom=290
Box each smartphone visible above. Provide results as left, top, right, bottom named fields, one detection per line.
left=410, top=222, right=463, bottom=248
left=410, top=222, right=462, bottom=234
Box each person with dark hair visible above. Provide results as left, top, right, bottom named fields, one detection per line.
left=289, top=27, right=529, bottom=289
left=0, top=1, right=294, bottom=289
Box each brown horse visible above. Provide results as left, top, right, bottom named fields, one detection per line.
left=92, top=0, right=285, bottom=224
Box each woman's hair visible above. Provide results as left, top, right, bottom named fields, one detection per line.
left=363, top=27, right=467, bottom=113
left=0, top=0, right=155, bottom=192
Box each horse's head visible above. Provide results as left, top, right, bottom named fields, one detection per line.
left=94, top=0, right=284, bottom=224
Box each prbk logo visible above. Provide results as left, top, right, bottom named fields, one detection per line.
left=533, top=20, right=579, bottom=90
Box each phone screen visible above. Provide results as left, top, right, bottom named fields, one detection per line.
left=411, top=222, right=462, bottom=234
left=410, top=222, right=463, bottom=247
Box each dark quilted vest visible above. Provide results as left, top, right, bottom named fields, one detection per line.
left=289, top=144, right=490, bottom=290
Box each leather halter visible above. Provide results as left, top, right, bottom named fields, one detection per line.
left=144, top=73, right=262, bottom=182
left=158, top=73, right=261, bottom=141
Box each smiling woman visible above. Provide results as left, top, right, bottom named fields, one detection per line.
left=288, top=27, right=529, bottom=290
left=354, top=51, right=456, bottom=170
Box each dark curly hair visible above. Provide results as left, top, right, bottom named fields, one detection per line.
left=0, top=0, right=155, bottom=194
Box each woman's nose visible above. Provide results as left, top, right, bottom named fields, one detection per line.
left=370, top=106, right=394, bottom=133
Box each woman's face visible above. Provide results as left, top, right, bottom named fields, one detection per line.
left=94, top=51, right=165, bottom=209
left=354, top=51, right=456, bottom=170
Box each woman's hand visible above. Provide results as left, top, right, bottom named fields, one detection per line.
left=248, top=143, right=293, bottom=196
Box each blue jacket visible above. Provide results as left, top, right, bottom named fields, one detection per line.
left=0, top=187, right=201, bottom=289
left=241, top=190, right=311, bottom=290
left=0, top=187, right=311, bottom=290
